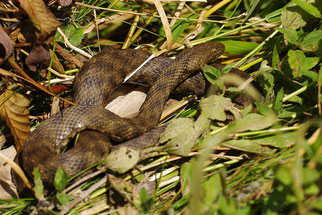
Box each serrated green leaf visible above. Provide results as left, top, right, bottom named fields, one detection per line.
left=277, top=28, right=299, bottom=45
left=288, top=50, right=320, bottom=77
left=299, top=30, right=322, bottom=52
left=222, top=139, right=275, bottom=155
left=56, top=24, right=84, bottom=46
left=202, top=65, right=224, bottom=87
left=105, top=147, right=139, bottom=173
left=33, top=168, right=44, bottom=200
left=56, top=192, right=73, bottom=205
left=54, top=167, right=68, bottom=191
left=160, top=118, right=196, bottom=156
left=292, top=0, right=321, bottom=18
left=281, top=6, right=307, bottom=29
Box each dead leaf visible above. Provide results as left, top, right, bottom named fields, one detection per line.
left=50, top=49, right=65, bottom=74
left=0, top=26, right=14, bottom=65
left=105, top=147, right=139, bottom=174
left=18, top=0, right=61, bottom=41
left=25, top=45, right=50, bottom=71
left=58, top=0, right=73, bottom=7
left=106, top=91, right=146, bottom=118
left=108, top=174, right=140, bottom=207
left=159, top=118, right=197, bottom=156
left=0, top=89, right=30, bottom=151
left=0, top=146, right=18, bottom=199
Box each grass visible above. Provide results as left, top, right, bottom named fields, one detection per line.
left=0, top=0, right=321, bottom=214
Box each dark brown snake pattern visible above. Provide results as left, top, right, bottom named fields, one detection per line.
left=16, top=42, right=225, bottom=184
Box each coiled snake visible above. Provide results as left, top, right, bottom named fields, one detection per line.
left=15, top=42, right=225, bottom=185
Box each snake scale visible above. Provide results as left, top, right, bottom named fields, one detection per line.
left=15, top=42, right=225, bottom=185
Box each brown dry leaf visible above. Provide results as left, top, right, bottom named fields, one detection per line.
left=18, top=0, right=61, bottom=41
left=25, top=45, right=50, bottom=71
left=0, top=26, right=14, bottom=65
left=106, top=91, right=146, bottom=118
left=0, top=146, right=18, bottom=199
left=0, top=89, right=30, bottom=151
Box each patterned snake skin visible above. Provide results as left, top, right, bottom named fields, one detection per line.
left=15, top=42, right=225, bottom=185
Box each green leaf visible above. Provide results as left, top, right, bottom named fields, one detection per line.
left=288, top=50, right=320, bottom=77
left=56, top=192, right=73, bottom=205
left=216, top=40, right=259, bottom=55
left=281, top=6, right=306, bottom=29
left=277, top=28, right=299, bottom=45
left=272, top=38, right=281, bottom=69
left=180, top=162, right=192, bottom=196
left=275, top=166, right=292, bottom=185
left=229, top=113, right=278, bottom=133
left=200, top=95, right=241, bottom=121
left=171, top=14, right=198, bottom=41
left=254, top=132, right=296, bottom=148
left=105, top=147, right=139, bottom=173
left=202, top=173, right=223, bottom=210
left=159, top=118, right=197, bottom=156
left=33, top=168, right=44, bottom=200
left=202, top=65, right=224, bottom=87
left=54, top=167, right=69, bottom=191
left=291, top=0, right=321, bottom=18
left=222, top=139, right=275, bottom=155
left=273, top=87, right=284, bottom=112
left=56, top=24, right=84, bottom=46
left=299, top=30, right=322, bottom=53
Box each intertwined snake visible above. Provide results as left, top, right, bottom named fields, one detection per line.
left=15, top=42, right=225, bottom=185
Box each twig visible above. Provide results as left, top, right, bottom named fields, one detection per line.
left=57, top=27, right=92, bottom=59
left=55, top=43, right=84, bottom=68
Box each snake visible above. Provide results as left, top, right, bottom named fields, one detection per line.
left=15, top=42, right=225, bottom=186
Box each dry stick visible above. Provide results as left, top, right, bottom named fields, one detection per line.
left=55, top=43, right=84, bottom=68
left=0, top=68, right=75, bottom=105
left=57, top=27, right=92, bottom=59
left=154, top=0, right=173, bottom=50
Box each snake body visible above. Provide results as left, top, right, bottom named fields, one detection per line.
left=16, top=42, right=225, bottom=184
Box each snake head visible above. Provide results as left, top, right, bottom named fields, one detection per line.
left=176, top=42, right=225, bottom=70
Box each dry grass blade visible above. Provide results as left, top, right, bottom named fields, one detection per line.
left=0, top=89, right=30, bottom=151
left=154, top=0, right=173, bottom=50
